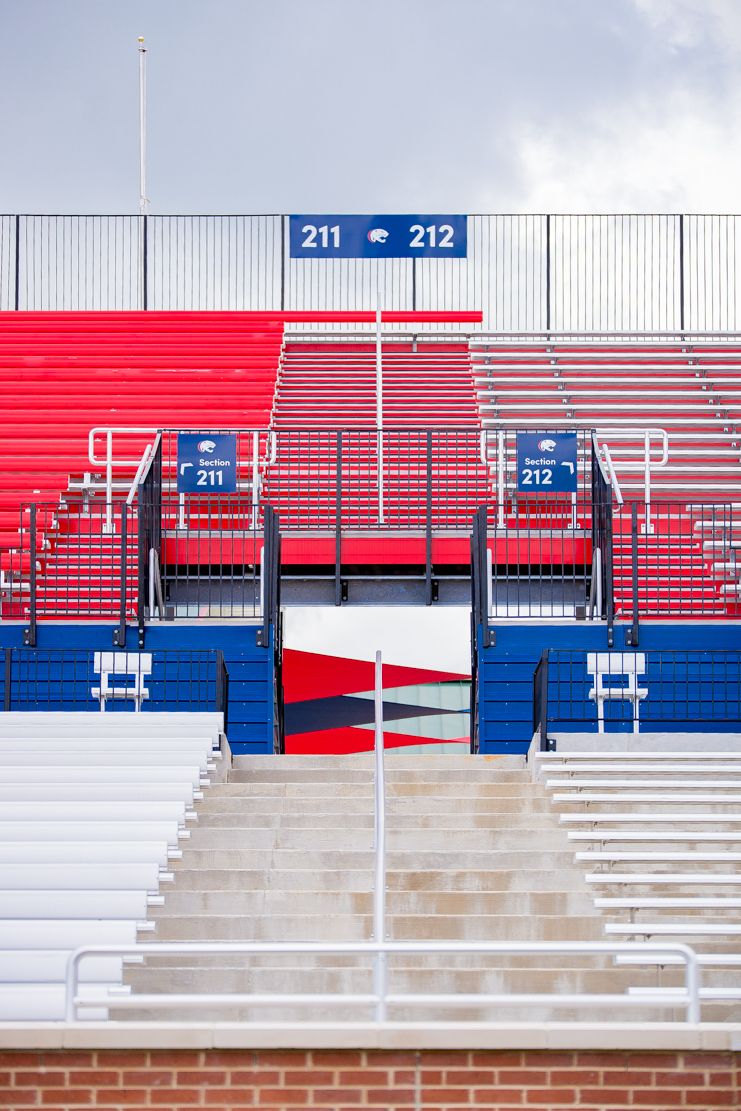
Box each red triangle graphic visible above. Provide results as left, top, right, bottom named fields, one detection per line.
left=283, top=648, right=469, bottom=703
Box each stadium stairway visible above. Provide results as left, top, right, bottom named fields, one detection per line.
left=120, top=750, right=737, bottom=1022
left=270, top=342, right=481, bottom=530
left=0, top=711, right=223, bottom=1020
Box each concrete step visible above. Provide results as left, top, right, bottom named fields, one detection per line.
left=171, top=849, right=578, bottom=871
left=185, top=827, right=573, bottom=850
left=193, top=804, right=554, bottom=824
left=169, top=868, right=587, bottom=893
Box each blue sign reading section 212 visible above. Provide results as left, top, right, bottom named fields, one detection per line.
left=289, top=215, right=467, bottom=258
left=177, top=434, right=238, bottom=494
left=516, top=432, right=578, bottom=493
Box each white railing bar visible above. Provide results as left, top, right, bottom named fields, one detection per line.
left=89, top=426, right=159, bottom=468
left=65, top=941, right=700, bottom=1024
left=373, top=649, right=387, bottom=1022
left=599, top=445, right=624, bottom=506
left=126, top=444, right=152, bottom=506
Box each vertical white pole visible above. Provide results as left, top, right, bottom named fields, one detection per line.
left=373, top=649, right=387, bottom=1021
left=138, top=39, right=147, bottom=216
left=376, top=282, right=384, bottom=524
left=497, top=431, right=505, bottom=529
left=252, top=431, right=260, bottom=531
left=105, top=430, right=113, bottom=534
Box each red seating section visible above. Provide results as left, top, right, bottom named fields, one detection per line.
left=0, top=311, right=284, bottom=548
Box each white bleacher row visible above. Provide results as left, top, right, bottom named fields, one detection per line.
left=534, top=739, right=741, bottom=1014
left=0, top=711, right=222, bottom=1021
left=471, top=344, right=741, bottom=496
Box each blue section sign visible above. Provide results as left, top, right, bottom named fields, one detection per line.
left=516, top=432, right=578, bottom=493
left=177, top=434, right=238, bottom=494
left=289, top=215, right=467, bottom=258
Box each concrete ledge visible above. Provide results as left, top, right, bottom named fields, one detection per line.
left=2, top=1021, right=740, bottom=1051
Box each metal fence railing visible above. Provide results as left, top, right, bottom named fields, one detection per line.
left=534, top=649, right=741, bottom=748
left=0, top=648, right=228, bottom=721
left=3, top=213, right=741, bottom=331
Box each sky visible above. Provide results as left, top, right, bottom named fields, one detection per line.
left=0, top=0, right=740, bottom=216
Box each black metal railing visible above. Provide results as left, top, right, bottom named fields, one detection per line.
left=4, top=213, right=741, bottom=331
left=534, top=649, right=741, bottom=742
left=1, top=648, right=228, bottom=717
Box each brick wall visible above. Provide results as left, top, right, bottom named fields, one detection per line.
left=1, top=1049, right=738, bottom=1110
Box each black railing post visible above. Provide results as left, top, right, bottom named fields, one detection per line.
left=215, top=649, right=229, bottom=736
left=280, top=214, right=286, bottom=311
left=679, top=213, right=685, bottom=336
left=113, top=505, right=128, bottom=648
left=3, top=649, right=11, bottom=711
left=605, top=502, right=614, bottom=648
left=628, top=501, right=640, bottom=647
left=545, top=214, right=551, bottom=336
left=335, top=430, right=342, bottom=607
left=137, top=481, right=147, bottom=648
left=534, top=649, right=550, bottom=751
left=142, top=214, right=148, bottom=310
left=22, top=504, right=36, bottom=647
left=425, top=430, right=433, bottom=605
left=14, top=215, right=20, bottom=311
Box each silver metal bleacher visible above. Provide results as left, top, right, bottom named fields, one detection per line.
left=0, top=711, right=222, bottom=1020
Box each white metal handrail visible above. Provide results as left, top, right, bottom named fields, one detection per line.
left=64, top=939, right=701, bottom=1023
left=373, top=650, right=387, bottom=1021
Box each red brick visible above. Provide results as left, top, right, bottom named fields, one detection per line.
left=524, top=1053, right=575, bottom=1067
left=204, top=1052, right=259, bottom=1067
left=603, top=1070, right=653, bottom=1085
left=631, top=1091, right=683, bottom=1106
left=310, top=1090, right=362, bottom=1104
left=366, top=1052, right=417, bottom=1066
left=0, top=1093, right=38, bottom=1107
left=41, top=1090, right=92, bottom=1105
left=176, top=1071, right=226, bottom=1086
left=94, top=1089, right=148, bottom=1104
left=422, top=1088, right=472, bottom=1101
left=549, top=1069, right=601, bottom=1085
left=148, top=1053, right=202, bottom=1068
left=41, top=1054, right=94, bottom=1069
left=418, top=1052, right=468, bottom=1066
left=0, top=1054, right=40, bottom=1068
left=525, top=1090, right=575, bottom=1105
left=338, top=1070, right=390, bottom=1085
left=708, top=1072, right=734, bottom=1085
left=446, top=1070, right=494, bottom=1085
left=256, top=1052, right=308, bottom=1067
left=685, top=1092, right=735, bottom=1107
left=204, top=1090, right=255, bottom=1104
left=284, top=1070, right=334, bottom=1085
left=366, top=1089, right=416, bottom=1104
left=255, top=1091, right=308, bottom=1105
left=684, top=1053, right=734, bottom=1067
left=95, top=1053, right=147, bottom=1068
left=392, top=1070, right=416, bottom=1084
left=15, top=1073, right=67, bottom=1086
left=500, top=1071, right=548, bottom=1085
left=310, top=1052, right=362, bottom=1067
left=580, top=1090, right=629, bottom=1105
left=472, top=1052, right=523, bottom=1067
left=70, top=1072, right=121, bottom=1087
left=150, top=1090, right=201, bottom=1105
left=122, top=1071, right=173, bottom=1087
left=474, top=1090, right=523, bottom=1103
left=230, top=1072, right=280, bottom=1086
left=419, top=1071, right=443, bottom=1084
left=628, top=1053, right=680, bottom=1068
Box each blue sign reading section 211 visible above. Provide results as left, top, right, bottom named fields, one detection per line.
left=516, top=432, right=578, bottom=493
left=289, top=215, right=467, bottom=258
left=177, top=434, right=238, bottom=494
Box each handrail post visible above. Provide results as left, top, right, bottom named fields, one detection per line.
left=4, top=648, right=11, bottom=711
left=335, top=430, right=342, bottom=607
left=373, top=650, right=387, bottom=1021
left=376, top=286, right=384, bottom=525
left=539, top=650, right=549, bottom=751
left=628, top=501, right=640, bottom=648
left=14, top=214, right=20, bottom=311
left=425, top=431, right=432, bottom=605
left=113, top=505, right=128, bottom=647
left=104, top=430, right=113, bottom=535
left=22, top=504, right=36, bottom=648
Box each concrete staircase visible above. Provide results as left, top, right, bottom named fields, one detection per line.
left=122, top=751, right=689, bottom=1022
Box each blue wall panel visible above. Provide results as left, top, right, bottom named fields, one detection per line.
left=0, top=623, right=275, bottom=754
left=477, top=622, right=741, bottom=753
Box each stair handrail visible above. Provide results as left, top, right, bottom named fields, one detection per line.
left=65, top=939, right=701, bottom=1024
left=373, top=649, right=387, bottom=1022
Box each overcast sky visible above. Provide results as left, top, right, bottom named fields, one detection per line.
left=0, top=0, right=739, bottom=216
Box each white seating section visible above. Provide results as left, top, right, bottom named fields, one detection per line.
left=586, top=653, right=648, bottom=734
left=0, top=711, right=222, bottom=1020
left=535, top=739, right=741, bottom=1014
left=91, top=651, right=153, bottom=712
